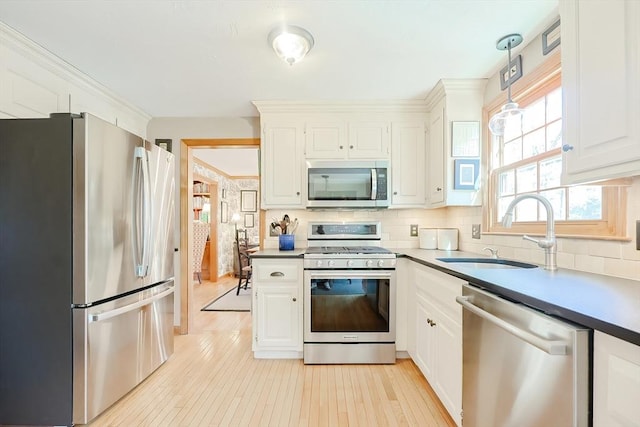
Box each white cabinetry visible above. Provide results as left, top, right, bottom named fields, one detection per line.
left=391, top=121, right=426, bottom=206
left=406, top=261, right=464, bottom=426
left=260, top=120, right=305, bottom=208
left=252, top=258, right=303, bottom=358
left=424, top=79, right=486, bottom=208
left=347, top=121, right=390, bottom=159
left=560, top=0, right=640, bottom=184
left=305, top=120, right=389, bottom=159
left=593, top=331, right=640, bottom=427
left=305, top=120, right=346, bottom=159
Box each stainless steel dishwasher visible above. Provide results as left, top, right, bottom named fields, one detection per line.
left=456, top=284, right=591, bottom=427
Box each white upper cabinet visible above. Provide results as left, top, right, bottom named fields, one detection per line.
left=391, top=120, right=426, bottom=206
left=347, top=121, right=390, bottom=159
left=305, top=120, right=347, bottom=159
left=260, top=119, right=305, bottom=208
left=561, top=0, right=640, bottom=184
left=424, top=79, right=486, bottom=208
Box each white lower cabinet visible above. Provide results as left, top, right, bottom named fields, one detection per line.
left=251, top=258, right=303, bottom=358
left=593, top=331, right=640, bottom=427
left=407, top=262, right=463, bottom=426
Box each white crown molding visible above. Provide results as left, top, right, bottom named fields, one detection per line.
left=424, top=78, right=488, bottom=110
left=252, top=99, right=429, bottom=115
left=0, top=21, right=151, bottom=121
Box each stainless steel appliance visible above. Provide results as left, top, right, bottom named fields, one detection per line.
left=306, top=160, right=390, bottom=209
left=0, top=113, right=175, bottom=425
left=303, top=221, right=396, bottom=364
left=456, top=284, right=590, bottom=427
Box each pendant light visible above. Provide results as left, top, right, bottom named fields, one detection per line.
left=268, top=25, right=314, bottom=65
left=489, top=34, right=524, bottom=136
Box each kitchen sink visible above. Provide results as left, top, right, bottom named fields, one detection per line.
left=436, top=257, right=538, bottom=269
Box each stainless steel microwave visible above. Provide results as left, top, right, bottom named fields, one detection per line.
left=306, top=160, right=390, bottom=209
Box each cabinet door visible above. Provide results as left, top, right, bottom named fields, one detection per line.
left=305, top=121, right=346, bottom=159
left=428, top=99, right=445, bottom=206
left=593, top=331, right=640, bottom=427
left=347, top=121, right=390, bottom=159
left=414, top=296, right=436, bottom=384
left=561, top=0, right=640, bottom=184
left=255, top=285, right=300, bottom=350
left=433, top=311, right=462, bottom=426
left=261, top=121, right=304, bottom=207
left=391, top=121, right=426, bottom=206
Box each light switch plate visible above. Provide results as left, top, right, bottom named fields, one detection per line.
left=472, top=224, right=481, bottom=239
left=410, top=224, right=418, bottom=237
left=269, top=226, right=279, bottom=237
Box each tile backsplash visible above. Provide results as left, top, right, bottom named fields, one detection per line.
left=266, top=176, right=640, bottom=282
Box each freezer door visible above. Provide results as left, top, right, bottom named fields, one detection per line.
left=73, top=113, right=147, bottom=305
left=145, top=140, right=175, bottom=285
left=73, top=281, right=174, bottom=425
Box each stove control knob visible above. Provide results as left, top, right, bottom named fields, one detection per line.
left=377, top=260, right=385, bottom=267
left=328, top=260, right=335, bottom=267
left=347, top=260, right=355, bottom=267
left=316, top=260, right=323, bottom=267
left=365, top=260, right=373, bottom=267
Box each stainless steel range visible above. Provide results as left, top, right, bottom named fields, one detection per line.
left=303, top=222, right=396, bottom=364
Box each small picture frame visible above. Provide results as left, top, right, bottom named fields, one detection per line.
left=155, top=138, right=172, bottom=153
left=499, top=54, right=523, bottom=91
left=454, top=159, right=480, bottom=190
left=244, top=214, right=254, bottom=228
left=451, top=122, right=480, bottom=157
left=221, top=188, right=227, bottom=199
left=542, top=18, right=561, bottom=55
left=240, top=190, right=257, bottom=212
left=220, top=201, right=228, bottom=223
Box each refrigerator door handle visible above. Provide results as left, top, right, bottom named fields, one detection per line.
left=133, top=146, right=152, bottom=278
left=456, top=296, right=568, bottom=355
left=89, top=286, right=174, bottom=323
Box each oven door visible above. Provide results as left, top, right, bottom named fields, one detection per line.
left=304, top=270, right=396, bottom=343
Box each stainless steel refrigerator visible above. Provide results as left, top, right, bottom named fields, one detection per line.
left=0, top=113, right=175, bottom=425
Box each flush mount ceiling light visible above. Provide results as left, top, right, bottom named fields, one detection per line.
left=268, top=25, right=314, bottom=65
left=489, top=33, right=525, bottom=136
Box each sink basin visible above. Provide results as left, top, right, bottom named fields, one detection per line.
left=436, top=257, right=538, bottom=269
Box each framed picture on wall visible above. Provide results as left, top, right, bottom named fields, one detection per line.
left=240, top=190, right=257, bottom=212
left=244, top=214, right=254, bottom=228
left=220, top=201, right=228, bottom=223
left=454, top=159, right=480, bottom=190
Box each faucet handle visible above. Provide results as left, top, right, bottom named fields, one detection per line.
left=523, top=235, right=555, bottom=249
left=483, top=247, right=499, bottom=259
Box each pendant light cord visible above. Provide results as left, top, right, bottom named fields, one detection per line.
left=506, top=39, right=513, bottom=103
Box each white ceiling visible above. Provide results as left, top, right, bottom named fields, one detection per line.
left=0, top=0, right=558, bottom=118
left=194, top=147, right=259, bottom=176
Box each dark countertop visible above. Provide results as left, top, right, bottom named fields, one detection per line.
left=397, top=249, right=640, bottom=346
left=250, top=248, right=305, bottom=259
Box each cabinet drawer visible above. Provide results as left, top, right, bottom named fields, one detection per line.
left=254, top=260, right=301, bottom=283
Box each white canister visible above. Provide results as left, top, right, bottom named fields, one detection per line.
left=418, top=228, right=438, bottom=249
left=437, top=228, right=459, bottom=250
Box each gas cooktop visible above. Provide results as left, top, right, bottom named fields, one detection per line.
left=305, top=246, right=393, bottom=255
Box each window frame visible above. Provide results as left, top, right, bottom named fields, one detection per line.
left=483, top=52, right=629, bottom=240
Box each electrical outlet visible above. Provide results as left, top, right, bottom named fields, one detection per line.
left=410, top=224, right=419, bottom=237
left=472, top=224, right=481, bottom=239
left=269, top=226, right=279, bottom=237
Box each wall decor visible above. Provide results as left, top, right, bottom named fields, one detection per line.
left=240, top=190, right=257, bottom=212
left=221, top=188, right=227, bottom=199
left=244, top=214, right=254, bottom=228
left=155, top=138, right=172, bottom=153
left=220, top=201, right=228, bottom=223
left=499, top=54, right=523, bottom=91
left=451, top=121, right=480, bottom=157
left=454, top=159, right=480, bottom=190
left=542, top=18, right=561, bottom=55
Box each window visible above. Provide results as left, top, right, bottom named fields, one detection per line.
left=486, top=56, right=627, bottom=238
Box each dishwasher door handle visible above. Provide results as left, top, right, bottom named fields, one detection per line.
left=456, top=296, right=568, bottom=355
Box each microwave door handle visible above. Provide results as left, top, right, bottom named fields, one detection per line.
left=371, top=168, right=377, bottom=200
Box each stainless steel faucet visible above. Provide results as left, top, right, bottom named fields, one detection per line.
left=502, top=194, right=557, bottom=271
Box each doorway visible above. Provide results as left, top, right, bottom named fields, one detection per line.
left=179, top=138, right=261, bottom=334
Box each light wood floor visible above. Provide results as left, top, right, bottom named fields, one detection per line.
left=88, top=277, right=456, bottom=427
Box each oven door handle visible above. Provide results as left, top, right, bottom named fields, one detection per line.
left=307, top=271, right=393, bottom=280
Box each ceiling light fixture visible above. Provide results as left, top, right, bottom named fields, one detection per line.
left=488, top=33, right=524, bottom=136
left=268, top=25, right=314, bottom=65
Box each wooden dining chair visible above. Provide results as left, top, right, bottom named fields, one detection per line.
left=235, top=229, right=252, bottom=295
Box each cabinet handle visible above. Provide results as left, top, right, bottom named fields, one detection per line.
left=431, top=320, right=436, bottom=327
left=562, top=144, right=574, bottom=152
left=436, top=187, right=442, bottom=192
left=339, top=145, right=344, bottom=149
left=349, top=145, right=354, bottom=149
left=393, top=191, right=398, bottom=195
left=270, top=271, right=285, bottom=277
left=296, top=191, right=300, bottom=195
left=292, top=297, right=297, bottom=302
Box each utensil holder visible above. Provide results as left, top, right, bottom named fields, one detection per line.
left=279, top=234, right=295, bottom=251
